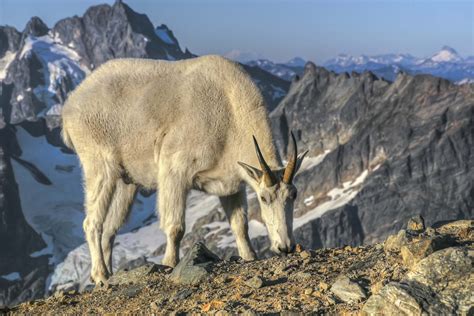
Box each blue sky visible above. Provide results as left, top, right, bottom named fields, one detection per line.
left=0, top=0, right=472, bottom=63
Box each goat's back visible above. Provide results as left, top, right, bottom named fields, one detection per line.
left=61, top=55, right=271, bottom=188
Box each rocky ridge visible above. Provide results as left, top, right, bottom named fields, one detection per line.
left=5, top=218, right=472, bottom=315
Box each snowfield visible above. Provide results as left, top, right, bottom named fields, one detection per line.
left=0, top=50, right=16, bottom=81
left=20, top=35, right=90, bottom=115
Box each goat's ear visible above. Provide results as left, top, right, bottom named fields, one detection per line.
left=294, top=150, right=309, bottom=175
left=237, top=161, right=263, bottom=182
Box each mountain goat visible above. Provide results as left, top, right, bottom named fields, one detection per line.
left=61, top=55, right=307, bottom=285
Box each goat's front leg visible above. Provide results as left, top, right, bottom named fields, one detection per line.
left=158, top=167, right=188, bottom=268
left=219, top=189, right=257, bottom=261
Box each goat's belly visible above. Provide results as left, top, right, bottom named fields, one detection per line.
left=193, top=174, right=241, bottom=196
left=122, top=158, right=158, bottom=189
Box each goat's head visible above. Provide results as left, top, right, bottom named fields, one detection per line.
left=238, top=132, right=307, bottom=255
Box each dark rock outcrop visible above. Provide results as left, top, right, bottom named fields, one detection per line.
left=271, top=62, right=474, bottom=248
left=51, top=1, right=192, bottom=69
left=0, top=26, right=21, bottom=57
left=169, top=242, right=221, bottom=285
left=0, top=126, right=50, bottom=307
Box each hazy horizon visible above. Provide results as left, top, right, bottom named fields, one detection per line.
left=0, top=0, right=472, bottom=63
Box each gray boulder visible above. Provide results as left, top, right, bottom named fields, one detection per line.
left=169, top=242, right=220, bottom=285
left=362, top=247, right=473, bottom=315
left=330, top=275, right=367, bottom=303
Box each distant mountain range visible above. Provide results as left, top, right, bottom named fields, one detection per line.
left=228, top=46, right=474, bottom=83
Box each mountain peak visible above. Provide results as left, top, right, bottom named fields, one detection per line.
left=23, top=16, right=49, bottom=37
left=440, top=45, right=457, bottom=53
left=430, top=46, right=461, bottom=63
left=285, top=57, right=306, bottom=67
left=224, top=50, right=265, bottom=63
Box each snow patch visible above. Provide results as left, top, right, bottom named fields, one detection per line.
left=303, top=195, right=314, bottom=206
left=297, top=150, right=331, bottom=172
left=19, top=35, right=89, bottom=115
left=155, top=27, right=175, bottom=45
left=12, top=127, right=85, bottom=266
left=1, top=272, right=21, bottom=282
left=456, top=78, right=474, bottom=85
left=294, top=170, right=369, bottom=228
left=0, top=50, right=16, bottom=81
left=430, top=46, right=461, bottom=63
left=16, top=94, right=24, bottom=102
left=30, top=232, right=54, bottom=263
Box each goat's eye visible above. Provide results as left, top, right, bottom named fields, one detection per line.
left=260, top=192, right=271, bottom=204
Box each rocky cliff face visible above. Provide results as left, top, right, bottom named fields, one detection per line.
left=271, top=63, right=474, bottom=248
left=0, top=126, right=50, bottom=307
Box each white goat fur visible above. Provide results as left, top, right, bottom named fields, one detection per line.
left=62, top=55, right=300, bottom=284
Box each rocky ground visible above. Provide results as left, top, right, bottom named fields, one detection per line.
left=3, top=217, right=472, bottom=315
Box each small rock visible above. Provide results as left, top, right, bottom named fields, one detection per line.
left=384, top=229, right=409, bottom=253
left=312, top=290, right=322, bottom=298
left=53, top=291, right=65, bottom=299
left=174, top=289, right=193, bottom=300
left=304, top=288, right=313, bottom=295
left=291, top=271, right=311, bottom=280
left=300, top=250, right=312, bottom=259
left=150, top=297, right=167, bottom=310
left=325, top=295, right=336, bottom=306
left=122, top=284, right=142, bottom=298
left=400, top=235, right=454, bottom=268
left=245, top=276, right=264, bottom=289
left=150, top=301, right=160, bottom=310
left=370, top=281, right=384, bottom=295
left=407, top=215, right=425, bottom=235
left=435, top=219, right=473, bottom=231
left=330, top=275, right=367, bottom=303
left=295, top=244, right=304, bottom=253
left=319, top=281, right=329, bottom=291
left=67, top=289, right=78, bottom=296
left=169, top=242, right=220, bottom=285
left=229, top=256, right=242, bottom=262
left=109, top=263, right=167, bottom=286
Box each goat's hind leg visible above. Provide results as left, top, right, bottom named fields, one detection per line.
left=101, top=180, right=137, bottom=275
left=82, top=158, right=119, bottom=285
left=158, top=164, right=188, bottom=268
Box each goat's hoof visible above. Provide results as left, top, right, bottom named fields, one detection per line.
left=241, top=252, right=257, bottom=261
left=90, top=271, right=109, bottom=287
